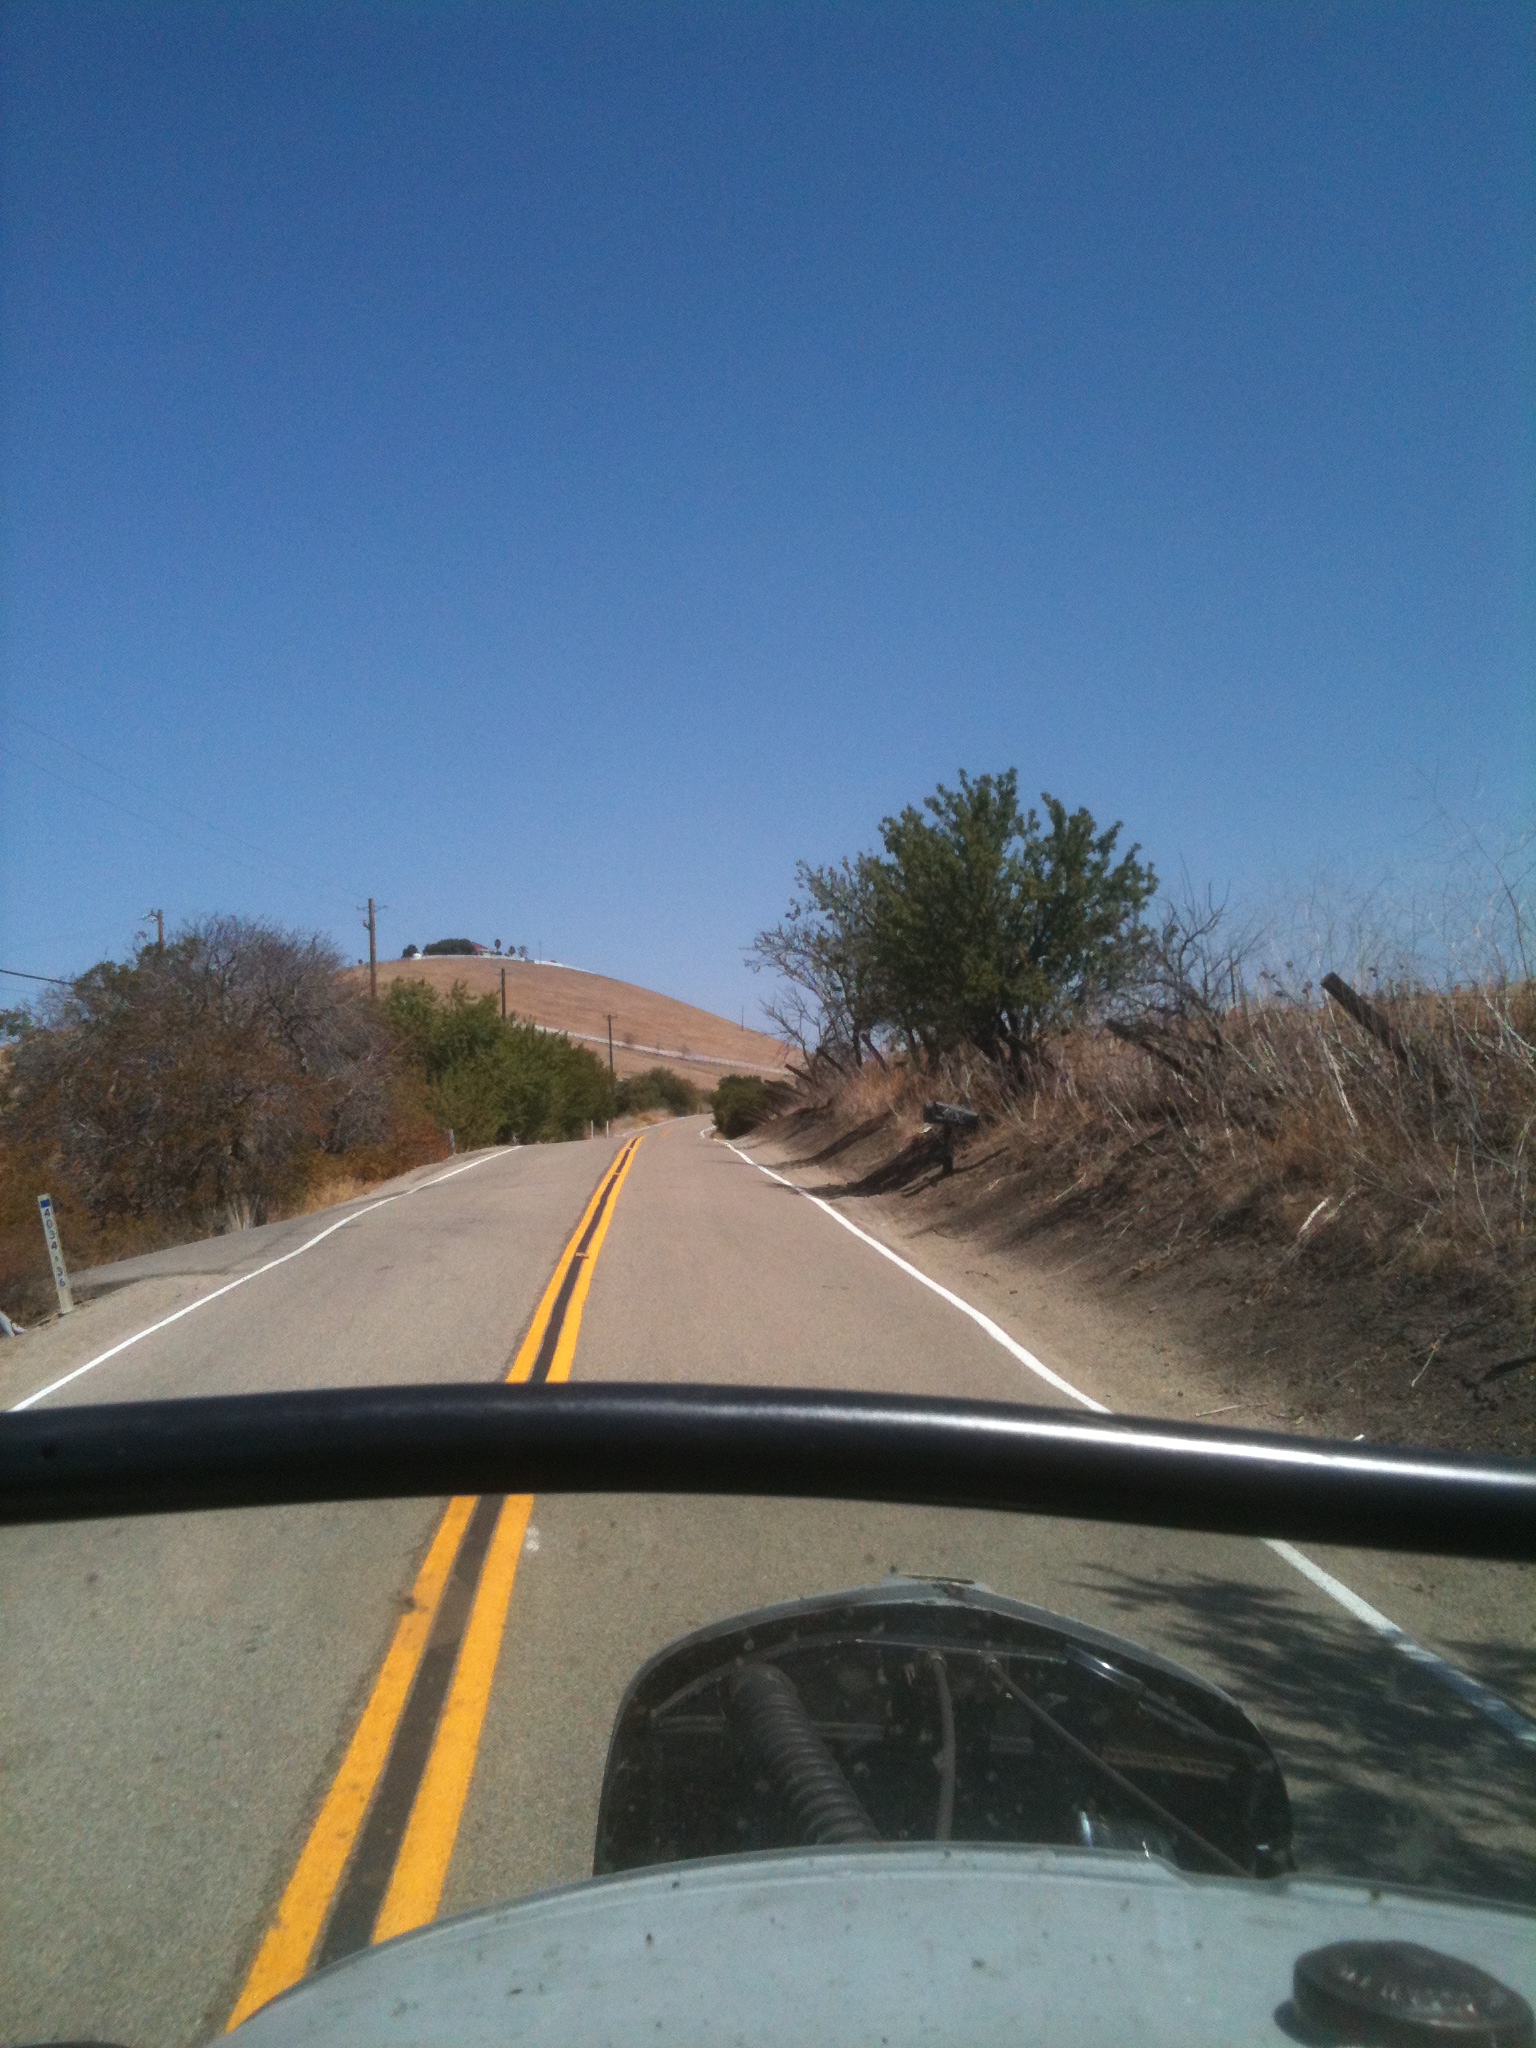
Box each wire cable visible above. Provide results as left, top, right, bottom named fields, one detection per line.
left=2, top=717, right=362, bottom=903
left=984, top=1657, right=1245, bottom=1877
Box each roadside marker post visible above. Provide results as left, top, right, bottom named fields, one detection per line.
left=36, top=1194, right=75, bottom=1315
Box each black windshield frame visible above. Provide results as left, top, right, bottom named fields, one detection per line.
left=3, top=1382, right=1532, bottom=1558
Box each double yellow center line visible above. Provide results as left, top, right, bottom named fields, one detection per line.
left=227, top=1134, right=644, bottom=2028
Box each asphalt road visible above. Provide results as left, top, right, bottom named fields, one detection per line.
left=2, top=1121, right=1532, bottom=2048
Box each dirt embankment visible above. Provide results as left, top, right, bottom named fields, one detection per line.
left=352, top=958, right=790, bottom=1086
left=750, top=1083, right=1535, bottom=1459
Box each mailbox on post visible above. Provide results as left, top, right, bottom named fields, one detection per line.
left=921, top=1101, right=980, bottom=1177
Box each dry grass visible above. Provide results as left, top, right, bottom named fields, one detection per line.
left=287, top=1172, right=375, bottom=1215
left=1030, top=983, right=1530, bottom=1290
left=782, top=979, right=1534, bottom=1446
left=814, top=980, right=1532, bottom=1282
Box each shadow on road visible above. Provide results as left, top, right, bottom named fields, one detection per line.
left=1072, top=1564, right=1536, bottom=1904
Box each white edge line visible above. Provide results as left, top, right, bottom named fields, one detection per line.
left=1264, top=1540, right=1536, bottom=1751
left=724, top=1140, right=1536, bottom=1753
left=418, top=1152, right=514, bottom=1188
left=9, top=1148, right=517, bottom=1413
left=726, top=1144, right=1107, bottom=1413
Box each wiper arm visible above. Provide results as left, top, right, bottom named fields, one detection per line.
left=927, top=1651, right=956, bottom=1842
left=1064, top=1647, right=1269, bottom=1765
left=984, top=1657, right=1247, bottom=1878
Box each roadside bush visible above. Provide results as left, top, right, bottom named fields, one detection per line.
left=0, top=918, right=430, bottom=1320
left=381, top=980, right=613, bottom=1145
left=613, top=1066, right=704, bottom=1117
left=3, top=918, right=394, bottom=1230
left=712, top=1074, right=786, bottom=1137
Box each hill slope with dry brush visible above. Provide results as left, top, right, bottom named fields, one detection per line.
left=765, top=973, right=1534, bottom=1454
left=747, top=766, right=1533, bottom=1452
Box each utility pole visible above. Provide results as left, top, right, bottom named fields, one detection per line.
left=364, top=898, right=378, bottom=1000
left=144, top=908, right=164, bottom=952
left=500, top=966, right=508, bottom=1021
left=606, top=1014, right=615, bottom=1077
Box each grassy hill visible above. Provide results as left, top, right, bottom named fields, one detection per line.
left=352, top=957, right=791, bottom=1085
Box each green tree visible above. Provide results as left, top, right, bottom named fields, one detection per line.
left=712, top=1073, right=788, bottom=1136
left=747, top=856, right=884, bottom=1067
left=754, top=771, right=1157, bottom=1078
left=613, top=1066, right=704, bottom=1116
left=869, top=771, right=1156, bottom=1070
left=380, top=981, right=613, bottom=1145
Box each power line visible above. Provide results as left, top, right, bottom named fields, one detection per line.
left=10, top=713, right=336, bottom=878
left=0, top=966, right=73, bottom=985
left=2, top=716, right=363, bottom=903
left=3, top=744, right=328, bottom=897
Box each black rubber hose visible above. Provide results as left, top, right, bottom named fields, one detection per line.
left=724, top=1662, right=879, bottom=1847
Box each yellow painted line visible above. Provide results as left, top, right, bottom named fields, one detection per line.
left=226, top=1135, right=643, bottom=2028
left=546, top=1134, right=643, bottom=1383
left=225, top=1493, right=478, bottom=2028
left=370, top=1134, right=644, bottom=1941
left=370, top=1493, right=534, bottom=1940
left=505, top=1136, right=641, bottom=1384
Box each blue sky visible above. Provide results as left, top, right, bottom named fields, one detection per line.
left=2, top=2, right=1530, bottom=1022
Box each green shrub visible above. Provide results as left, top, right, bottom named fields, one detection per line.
left=422, top=938, right=480, bottom=956
left=381, top=980, right=613, bottom=1144
left=751, top=768, right=1156, bottom=1076
left=613, top=1066, right=704, bottom=1117
left=712, top=1073, right=785, bottom=1137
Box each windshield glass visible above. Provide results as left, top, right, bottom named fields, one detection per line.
left=3, top=4, right=1532, bottom=2044
left=6, top=1493, right=1535, bottom=2045
left=3, top=1119, right=1533, bottom=2046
